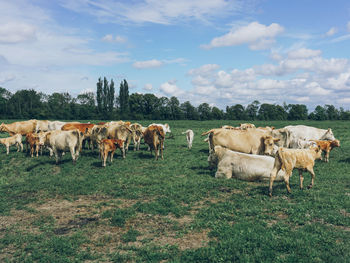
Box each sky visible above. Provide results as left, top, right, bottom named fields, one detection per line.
left=0, top=0, right=350, bottom=110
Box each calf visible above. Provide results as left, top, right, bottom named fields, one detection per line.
left=99, top=139, right=125, bottom=167
left=311, top=139, right=340, bottom=162
left=143, top=125, right=165, bottom=160
left=128, top=123, right=143, bottom=151
left=0, top=134, right=23, bottom=155
left=25, top=133, right=44, bottom=157
left=182, top=129, right=194, bottom=149
left=208, top=146, right=285, bottom=181
left=269, top=146, right=322, bottom=196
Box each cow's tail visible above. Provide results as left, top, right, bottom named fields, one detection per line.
left=201, top=129, right=216, bottom=136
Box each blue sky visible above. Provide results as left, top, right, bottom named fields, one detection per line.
left=0, top=0, right=350, bottom=110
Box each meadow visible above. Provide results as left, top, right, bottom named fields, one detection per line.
left=0, top=120, right=349, bottom=262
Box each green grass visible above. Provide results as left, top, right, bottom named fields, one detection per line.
left=0, top=120, right=349, bottom=262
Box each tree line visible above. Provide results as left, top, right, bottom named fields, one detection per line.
left=0, top=78, right=349, bottom=121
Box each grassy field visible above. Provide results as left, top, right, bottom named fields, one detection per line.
left=0, top=120, right=349, bottom=262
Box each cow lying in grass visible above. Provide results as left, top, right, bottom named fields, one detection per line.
left=208, top=146, right=285, bottom=181
left=269, top=146, right=322, bottom=197
left=0, top=134, right=23, bottom=155
left=99, top=139, right=125, bottom=167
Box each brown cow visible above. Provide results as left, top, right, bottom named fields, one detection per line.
left=25, top=133, right=44, bottom=157
left=311, top=139, right=340, bottom=162
left=201, top=128, right=279, bottom=156
left=0, top=134, right=23, bottom=154
left=99, top=139, right=124, bottom=167
left=143, top=125, right=165, bottom=160
left=269, top=146, right=322, bottom=196
left=106, top=124, right=133, bottom=158
left=61, top=123, right=94, bottom=134
left=0, top=120, right=37, bottom=136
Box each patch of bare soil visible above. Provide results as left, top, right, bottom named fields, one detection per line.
left=266, top=212, right=289, bottom=227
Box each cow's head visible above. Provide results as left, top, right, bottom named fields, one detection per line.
left=208, top=146, right=226, bottom=169
left=164, top=123, right=171, bottom=133
left=321, top=128, right=335, bottom=141
left=311, top=146, right=323, bottom=160
left=0, top=123, right=6, bottom=132
left=331, top=139, right=340, bottom=148
left=263, top=136, right=280, bottom=156
left=37, top=132, right=46, bottom=146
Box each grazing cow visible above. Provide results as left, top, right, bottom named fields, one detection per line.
left=48, top=121, right=68, bottom=131
left=61, top=123, right=94, bottom=134
left=143, top=125, right=165, bottom=160
left=284, top=125, right=335, bottom=148
left=44, top=129, right=84, bottom=164
left=128, top=123, right=143, bottom=151
left=239, top=123, right=256, bottom=130
left=99, top=139, right=125, bottom=167
left=208, top=146, right=285, bottom=181
left=26, top=133, right=42, bottom=157
left=182, top=129, right=194, bottom=149
left=106, top=124, right=133, bottom=158
left=269, top=146, right=322, bottom=196
left=0, top=134, right=23, bottom=155
left=311, top=139, right=340, bottom=162
left=0, top=120, right=37, bottom=136
left=201, top=128, right=279, bottom=156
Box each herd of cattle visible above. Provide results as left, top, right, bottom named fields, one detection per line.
left=202, top=123, right=340, bottom=196
left=0, top=120, right=341, bottom=196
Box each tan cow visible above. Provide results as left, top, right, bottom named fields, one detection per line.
left=127, top=123, right=143, bottom=151
left=208, top=146, right=285, bottom=181
left=106, top=124, right=133, bottom=158
left=239, top=123, right=256, bottom=130
left=311, top=139, right=340, bottom=162
left=201, top=128, right=279, bottom=156
left=90, top=125, right=108, bottom=151
left=44, top=129, right=84, bottom=164
left=0, top=134, right=23, bottom=155
left=143, top=125, right=165, bottom=160
left=0, top=120, right=37, bottom=136
left=35, top=120, right=49, bottom=133
left=269, top=146, right=322, bottom=196
left=99, top=139, right=125, bottom=167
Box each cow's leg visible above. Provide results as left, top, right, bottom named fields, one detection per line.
left=160, top=140, right=164, bottom=160
left=121, top=147, right=125, bottom=159
left=70, top=147, right=76, bottom=165
left=299, top=169, right=304, bottom=189
left=283, top=168, right=293, bottom=194
left=307, top=166, right=316, bottom=189
left=325, top=150, right=330, bottom=162
left=6, top=145, right=9, bottom=155
left=102, top=151, right=107, bottom=167
left=20, top=142, right=23, bottom=152
left=110, top=150, right=115, bottom=163
left=269, top=159, right=281, bottom=197
left=30, top=145, right=34, bottom=158
left=54, top=149, right=59, bottom=164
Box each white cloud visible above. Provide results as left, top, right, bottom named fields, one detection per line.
left=325, top=27, right=337, bottom=37
left=201, top=22, right=284, bottom=50
left=133, top=59, right=163, bottom=69
left=102, top=34, right=127, bottom=43
left=287, top=48, right=321, bottom=59
left=144, top=83, right=153, bottom=91
left=60, top=0, right=241, bottom=25
left=159, top=81, right=184, bottom=96
left=0, top=22, right=36, bottom=44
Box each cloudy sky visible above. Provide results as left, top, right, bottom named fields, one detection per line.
left=1, top=0, right=350, bottom=110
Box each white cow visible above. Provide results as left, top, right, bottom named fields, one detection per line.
left=0, top=134, right=23, bottom=155
left=182, top=129, right=194, bottom=149
left=48, top=121, right=67, bottom=131
left=284, top=125, right=335, bottom=148
left=44, top=129, right=84, bottom=164
left=208, top=146, right=285, bottom=181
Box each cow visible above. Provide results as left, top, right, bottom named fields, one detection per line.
left=311, top=139, right=340, bottom=162
left=0, top=120, right=37, bottom=136
left=61, top=123, right=94, bottom=134
left=48, top=121, right=68, bottom=131
left=99, top=139, right=125, bottom=167
left=44, top=129, right=84, bottom=164
left=271, top=128, right=291, bottom=147
left=106, top=124, right=133, bottom=158
left=35, top=120, right=50, bottom=133
left=25, top=133, right=45, bottom=157
left=239, top=123, right=256, bottom=130
left=201, top=128, right=279, bottom=156
left=128, top=123, right=143, bottom=151
left=208, top=146, right=285, bottom=181
left=294, top=138, right=317, bottom=149
left=182, top=129, right=194, bottom=149
left=149, top=123, right=171, bottom=134
left=90, top=125, right=108, bottom=151
left=284, top=125, right=335, bottom=148
left=143, top=125, right=165, bottom=160
left=269, top=146, right=323, bottom=196
left=0, top=134, right=23, bottom=155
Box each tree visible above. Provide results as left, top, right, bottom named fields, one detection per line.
left=96, top=78, right=103, bottom=115
left=108, top=79, right=115, bottom=116
left=211, top=106, right=224, bottom=120
left=119, top=79, right=129, bottom=117
left=168, top=96, right=182, bottom=120
left=180, top=101, right=199, bottom=120
left=287, top=104, right=308, bottom=120
left=310, top=105, right=327, bottom=120
left=245, top=100, right=260, bottom=120
left=325, top=104, right=339, bottom=120
left=197, top=103, right=212, bottom=120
